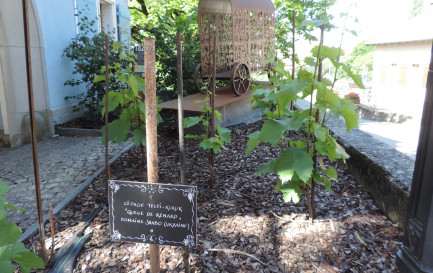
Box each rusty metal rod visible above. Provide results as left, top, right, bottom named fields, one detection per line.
left=48, top=204, right=55, bottom=265
left=144, top=38, right=160, bottom=273
left=22, top=0, right=47, bottom=264
left=104, top=34, right=111, bottom=186
left=292, top=10, right=296, bottom=81
left=176, top=31, right=190, bottom=272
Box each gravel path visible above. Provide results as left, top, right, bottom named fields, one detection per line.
left=0, top=135, right=132, bottom=230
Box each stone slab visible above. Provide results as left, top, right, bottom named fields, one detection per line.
left=158, top=85, right=264, bottom=128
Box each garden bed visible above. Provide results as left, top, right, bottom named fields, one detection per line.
left=26, top=120, right=402, bottom=272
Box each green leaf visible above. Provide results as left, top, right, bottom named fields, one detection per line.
left=275, top=147, right=314, bottom=183
left=324, top=167, right=338, bottom=181
left=132, top=129, right=146, bottom=147
left=100, top=91, right=122, bottom=117
left=184, top=116, right=201, bottom=128
left=101, top=119, right=130, bottom=144
left=336, top=143, right=350, bottom=160
left=11, top=247, right=45, bottom=272
left=338, top=100, right=358, bottom=132
left=277, top=78, right=312, bottom=108
left=313, top=124, right=328, bottom=142
left=315, top=46, right=342, bottom=60
left=258, top=119, right=286, bottom=147
left=278, top=180, right=303, bottom=203
left=119, top=51, right=128, bottom=60
left=93, top=74, right=106, bottom=83
left=315, top=138, right=338, bottom=161
left=304, top=57, right=316, bottom=67
left=113, top=41, right=122, bottom=50
left=246, top=131, right=261, bottom=156
left=0, top=219, right=21, bottom=245
left=322, top=177, right=332, bottom=192
left=218, top=126, right=231, bottom=144
left=300, top=19, right=327, bottom=28
left=214, top=110, right=222, bottom=121
left=3, top=203, right=24, bottom=212
left=255, top=159, right=276, bottom=176
left=0, top=260, right=15, bottom=273
left=0, top=182, right=9, bottom=195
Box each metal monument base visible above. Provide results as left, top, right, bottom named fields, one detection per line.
left=397, top=247, right=433, bottom=273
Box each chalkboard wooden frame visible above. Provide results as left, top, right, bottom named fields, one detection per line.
left=108, top=180, right=197, bottom=247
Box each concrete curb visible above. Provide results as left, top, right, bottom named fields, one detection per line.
left=19, top=142, right=135, bottom=242
left=55, top=127, right=102, bottom=137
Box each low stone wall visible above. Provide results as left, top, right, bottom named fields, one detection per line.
left=295, top=100, right=412, bottom=227
left=357, top=104, right=412, bottom=123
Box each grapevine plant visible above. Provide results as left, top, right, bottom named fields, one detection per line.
left=0, top=180, right=45, bottom=273
left=248, top=21, right=363, bottom=221
left=184, top=96, right=231, bottom=188
left=95, top=45, right=162, bottom=161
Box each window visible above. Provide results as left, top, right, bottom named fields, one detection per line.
left=97, top=0, right=117, bottom=39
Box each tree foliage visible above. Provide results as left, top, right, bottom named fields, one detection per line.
left=274, top=0, right=335, bottom=59
left=346, top=41, right=375, bottom=83
left=63, top=12, right=127, bottom=123
left=129, top=0, right=200, bottom=99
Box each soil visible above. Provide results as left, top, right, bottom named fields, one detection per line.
left=57, top=117, right=105, bottom=130
left=26, top=119, right=403, bottom=273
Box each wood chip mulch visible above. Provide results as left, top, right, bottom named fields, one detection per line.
left=27, top=119, right=402, bottom=272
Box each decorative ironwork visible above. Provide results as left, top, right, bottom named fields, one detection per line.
left=196, top=0, right=275, bottom=95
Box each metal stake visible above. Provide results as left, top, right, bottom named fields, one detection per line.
left=144, top=38, right=160, bottom=273
left=104, top=35, right=111, bottom=186
left=176, top=31, right=190, bottom=272
left=22, top=0, right=47, bottom=264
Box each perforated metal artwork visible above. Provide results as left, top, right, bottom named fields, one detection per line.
left=198, top=0, right=275, bottom=76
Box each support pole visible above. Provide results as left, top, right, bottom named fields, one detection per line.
left=208, top=35, right=217, bottom=188
left=144, top=38, right=160, bottom=273
left=104, top=35, right=111, bottom=186
left=176, top=31, right=190, bottom=273
left=22, top=0, right=47, bottom=264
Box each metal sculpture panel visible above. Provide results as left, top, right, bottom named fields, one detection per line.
left=197, top=0, right=275, bottom=95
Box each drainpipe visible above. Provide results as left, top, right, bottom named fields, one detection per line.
left=74, top=0, right=78, bottom=36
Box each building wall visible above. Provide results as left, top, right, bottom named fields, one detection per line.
left=0, top=0, right=130, bottom=147
left=370, top=40, right=433, bottom=116
left=0, top=0, right=52, bottom=147
left=34, top=0, right=130, bottom=125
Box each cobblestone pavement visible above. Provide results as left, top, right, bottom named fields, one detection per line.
left=0, top=135, right=132, bottom=230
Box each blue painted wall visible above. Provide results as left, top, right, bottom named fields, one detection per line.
left=34, top=0, right=130, bottom=109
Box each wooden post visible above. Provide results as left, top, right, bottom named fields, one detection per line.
left=144, top=38, right=160, bottom=273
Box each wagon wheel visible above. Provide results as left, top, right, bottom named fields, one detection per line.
left=230, top=63, right=250, bottom=96
left=194, top=64, right=211, bottom=94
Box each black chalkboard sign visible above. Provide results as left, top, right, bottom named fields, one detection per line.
left=108, top=180, right=197, bottom=248
left=133, top=45, right=145, bottom=77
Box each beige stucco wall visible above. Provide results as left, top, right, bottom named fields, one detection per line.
left=370, top=40, right=432, bottom=117
left=0, top=0, right=52, bottom=147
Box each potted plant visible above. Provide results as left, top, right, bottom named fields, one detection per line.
left=345, top=92, right=360, bottom=104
